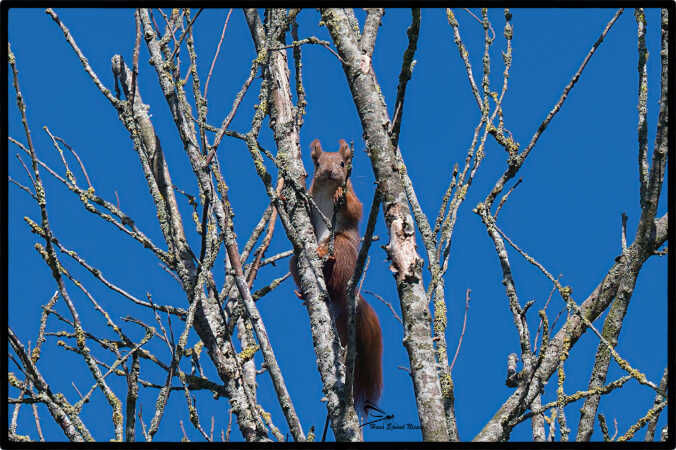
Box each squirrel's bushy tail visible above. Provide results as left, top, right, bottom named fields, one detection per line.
left=354, top=295, right=383, bottom=417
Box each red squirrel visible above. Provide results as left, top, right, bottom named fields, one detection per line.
left=290, top=138, right=383, bottom=417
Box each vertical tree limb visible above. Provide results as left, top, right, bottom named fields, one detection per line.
left=221, top=188, right=306, bottom=442
left=243, top=7, right=362, bottom=441
left=321, top=7, right=449, bottom=441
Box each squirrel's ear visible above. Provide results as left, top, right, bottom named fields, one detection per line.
left=338, top=139, right=352, bottom=160
left=311, top=139, right=322, bottom=161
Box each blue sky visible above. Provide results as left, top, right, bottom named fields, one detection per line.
left=7, top=8, right=668, bottom=442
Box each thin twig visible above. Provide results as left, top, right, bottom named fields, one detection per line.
left=494, top=177, right=522, bottom=219
left=463, top=8, right=495, bottom=41
left=246, top=182, right=281, bottom=288
left=204, top=9, right=232, bottom=100
left=45, top=9, right=120, bottom=107
left=8, top=176, right=37, bottom=200
left=446, top=8, right=483, bottom=110
left=252, top=272, right=291, bottom=301
left=271, top=37, right=346, bottom=64
left=449, top=289, right=471, bottom=372
left=9, top=358, right=29, bottom=434
left=521, top=8, right=624, bottom=161
left=357, top=256, right=370, bottom=296
left=54, top=137, right=93, bottom=190
left=30, top=381, right=45, bottom=441
left=225, top=408, right=233, bottom=441
left=15, top=152, right=36, bottom=188
left=179, top=420, right=189, bottom=441
left=149, top=9, right=161, bottom=37
left=71, top=382, right=84, bottom=400
left=365, top=290, right=402, bottom=324
left=206, top=58, right=259, bottom=163
left=433, top=163, right=458, bottom=237
left=533, top=275, right=561, bottom=353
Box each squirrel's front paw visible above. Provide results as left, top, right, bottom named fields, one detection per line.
left=333, top=187, right=345, bottom=204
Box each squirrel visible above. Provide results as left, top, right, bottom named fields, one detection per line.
left=290, top=138, right=383, bottom=418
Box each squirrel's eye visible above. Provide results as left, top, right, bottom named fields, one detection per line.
left=340, top=161, right=345, bottom=168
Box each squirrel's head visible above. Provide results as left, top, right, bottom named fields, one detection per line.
left=310, top=139, right=353, bottom=187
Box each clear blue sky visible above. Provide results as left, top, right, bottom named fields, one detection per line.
left=7, top=8, right=668, bottom=442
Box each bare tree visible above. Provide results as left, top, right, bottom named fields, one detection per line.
left=7, top=7, right=668, bottom=443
